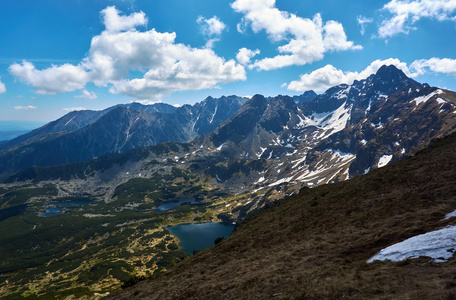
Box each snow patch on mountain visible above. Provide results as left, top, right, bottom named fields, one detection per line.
left=296, top=102, right=353, bottom=141
left=294, top=151, right=355, bottom=183
left=367, top=225, right=456, bottom=263
left=378, top=155, right=393, bottom=168
left=371, top=121, right=384, bottom=128
left=254, top=176, right=265, bottom=184
left=319, top=103, right=352, bottom=136
left=268, top=176, right=294, bottom=187
left=210, top=105, right=218, bottom=124
left=257, top=146, right=267, bottom=158
left=443, top=209, right=456, bottom=220
left=412, top=89, right=444, bottom=106
left=64, top=115, right=76, bottom=127
left=324, top=149, right=354, bottom=157
left=436, top=98, right=446, bottom=105
left=335, top=86, right=350, bottom=99
left=365, top=98, right=373, bottom=114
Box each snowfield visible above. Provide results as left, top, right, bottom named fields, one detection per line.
left=367, top=225, right=456, bottom=263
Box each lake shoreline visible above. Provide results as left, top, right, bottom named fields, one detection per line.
left=166, top=222, right=235, bottom=255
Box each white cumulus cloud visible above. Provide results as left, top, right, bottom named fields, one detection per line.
left=75, top=89, right=97, bottom=99
left=63, top=107, right=87, bottom=112
left=197, top=16, right=227, bottom=48
left=357, top=16, right=373, bottom=35
left=9, top=61, right=89, bottom=95
left=14, top=105, right=37, bottom=110
left=106, top=45, right=245, bottom=99
left=287, top=58, right=414, bottom=92
left=323, top=20, right=363, bottom=51
left=236, top=48, right=260, bottom=66
left=0, top=78, right=6, bottom=94
left=133, top=99, right=162, bottom=105
left=9, top=6, right=246, bottom=100
left=410, top=57, right=456, bottom=76
left=379, top=0, right=456, bottom=38
left=102, top=6, right=147, bottom=33
left=231, top=0, right=362, bottom=70
left=288, top=57, right=456, bottom=92
left=197, top=16, right=227, bottom=36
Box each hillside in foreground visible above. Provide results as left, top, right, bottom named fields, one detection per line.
left=108, top=133, right=456, bottom=300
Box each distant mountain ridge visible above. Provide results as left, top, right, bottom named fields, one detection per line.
left=0, top=95, right=249, bottom=179
left=2, top=65, right=456, bottom=187
left=3, top=102, right=179, bottom=147
left=293, top=90, right=317, bottom=104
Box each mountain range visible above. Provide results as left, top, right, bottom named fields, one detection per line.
left=195, top=65, right=456, bottom=191
left=4, top=65, right=456, bottom=206
left=0, top=95, right=248, bottom=179
left=4, top=65, right=456, bottom=187
left=1, top=65, right=456, bottom=298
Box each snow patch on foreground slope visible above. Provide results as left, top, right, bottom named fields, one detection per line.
left=443, top=209, right=456, bottom=220
left=367, top=225, right=456, bottom=263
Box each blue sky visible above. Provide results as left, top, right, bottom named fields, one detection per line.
left=0, top=0, right=455, bottom=122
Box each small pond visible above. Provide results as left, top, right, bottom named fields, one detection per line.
left=154, top=199, right=201, bottom=211
left=167, top=222, right=235, bottom=255
left=39, top=199, right=93, bottom=217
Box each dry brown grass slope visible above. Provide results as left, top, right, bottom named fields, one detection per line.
left=106, top=133, right=456, bottom=300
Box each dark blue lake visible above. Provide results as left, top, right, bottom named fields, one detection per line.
left=167, top=222, right=235, bottom=255
left=39, top=207, right=62, bottom=217
left=39, top=199, right=93, bottom=217
left=154, top=199, right=200, bottom=211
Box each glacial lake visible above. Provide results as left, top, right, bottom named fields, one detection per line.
left=154, top=199, right=201, bottom=211
left=167, top=222, right=235, bottom=255
left=39, top=199, right=93, bottom=217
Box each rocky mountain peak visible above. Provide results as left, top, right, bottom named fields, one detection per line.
left=207, top=94, right=268, bottom=147
left=364, top=64, right=423, bottom=95
left=249, top=94, right=268, bottom=107
left=293, top=90, right=318, bottom=104
left=375, top=64, right=407, bottom=79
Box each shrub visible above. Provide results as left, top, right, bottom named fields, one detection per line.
left=214, top=237, right=224, bottom=245
left=121, top=275, right=146, bottom=289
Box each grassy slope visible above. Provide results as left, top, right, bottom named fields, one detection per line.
left=108, top=133, right=456, bottom=300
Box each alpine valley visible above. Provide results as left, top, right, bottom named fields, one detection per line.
left=1, top=65, right=456, bottom=299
